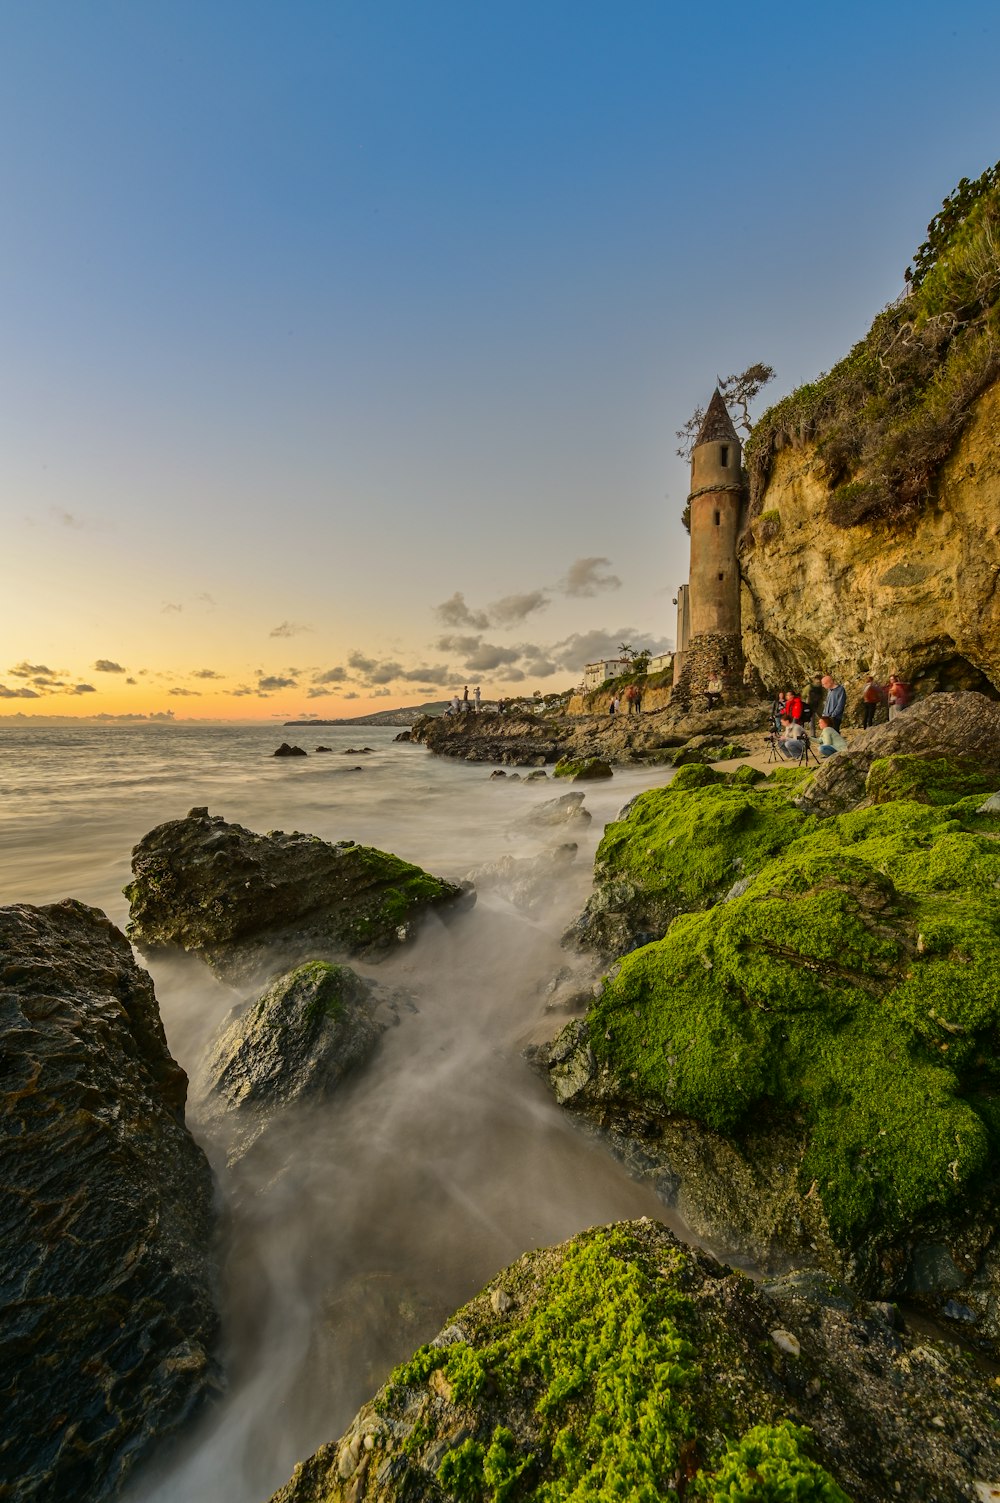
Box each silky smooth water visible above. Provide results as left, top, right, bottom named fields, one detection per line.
left=0, top=722, right=698, bottom=1502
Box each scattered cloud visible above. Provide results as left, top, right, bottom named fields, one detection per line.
left=168, top=687, right=201, bottom=697
left=69, top=683, right=97, bottom=695
left=434, top=592, right=490, bottom=630
left=313, top=666, right=347, bottom=684
left=548, top=627, right=672, bottom=669
left=258, top=675, right=297, bottom=691
left=399, top=664, right=452, bottom=686
left=370, top=687, right=392, bottom=698
left=161, top=601, right=183, bottom=613
left=347, top=651, right=404, bottom=685
left=9, top=661, right=55, bottom=679
left=195, top=593, right=216, bottom=611
left=50, top=507, right=86, bottom=529
left=306, top=687, right=332, bottom=698
left=149, top=711, right=175, bottom=721
left=92, top=659, right=125, bottom=673
left=460, top=640, right=522, bottom=673
left=342, top=691, right=360, bottom=700
left=270, top=621, right=311, bottom=639
left=125, top=677, right=137, bottom=685
left=435, top=633, right=482, bottom=656
left=229, top=686, right=254, bottom=697
left=191, top=668, right=223, bottom=679
left=560, top=557, right=622, bottom=597
left=0, top=684, right=41, bottom=698
left=490, top=590, right=550, bottom=625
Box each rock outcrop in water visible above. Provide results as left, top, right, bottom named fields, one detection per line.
left=265, top=1220, right=1000, bottom=1503
left=125, top=807, right=468, bottom=984
left=550, top=722, right=1000, bottom=1334
left=198, top=961, right=400, bottom=1165
left=0, top=900, right=219, bottom=1502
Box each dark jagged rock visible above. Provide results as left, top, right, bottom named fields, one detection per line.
left=198, top=961, right=398, bottom=1165
left=393, top=730, right=412, bottom=742
left=344, top=747, right=375, bottom=754
left=125, top=808, right=468, bottom=984
left=315, top=745, right=333, bottom=752
left=265, top=1220, right=1000, bottom=1503
left=0, top=900, right=219, bottom=1502
left=274, top=743, right=308, bottom=757
left=797, top=691, right=1000, bottom=816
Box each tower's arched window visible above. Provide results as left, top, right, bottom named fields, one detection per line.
left=714, top=509, right=720, bottom=525
left=718, top=572, right=724, bottom=581
left=720, top=445, right=729, bottom=467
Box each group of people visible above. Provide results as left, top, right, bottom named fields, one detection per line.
left=447, top=685, right=482, bottom=714
left=608, top=683, right=643, bottom=717
left=771, top=669, right=912, bottom=761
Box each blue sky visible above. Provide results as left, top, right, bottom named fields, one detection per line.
left=2, top=0, right=998, bottom=717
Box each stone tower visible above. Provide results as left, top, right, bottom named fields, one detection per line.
left=671, top=390, right=746, bottom=708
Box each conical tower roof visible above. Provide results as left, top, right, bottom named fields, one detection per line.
left=694, top=389, right=739, bottom=447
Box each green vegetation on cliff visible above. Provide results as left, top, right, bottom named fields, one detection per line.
left=746, top=161, right=1000, bottom=528
left=588, top=778, right=1000, bottom=1254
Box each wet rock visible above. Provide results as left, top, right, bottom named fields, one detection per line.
left=126, top=807, right=467, bottom=984
left=0, top=901, right=219, bottom=1502
left=344, top=747, right=375, bottom=754
left=275, top=742, right=308, bottom=757
left=516, top=792, right=592, bottom=832
left=797, top=691, right=1000, bottom=816
left=465, top=844, right=577, bottom=912
left=525, top=769, right=548, bottom=781
left=393, top=731, right=412, bottom=743
left=489, top=770, right=507, bottom=779
left=316, top=745, right=333, bottom=753
left=198, top=961, right=398, bottom=1164
left=553, top=756, right=613, bottom=780
left=978, top=791, right=1000, bottom=814
left=265, top=1220, right=1000, bottom=1503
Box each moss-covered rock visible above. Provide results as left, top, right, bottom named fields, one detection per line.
left=125, top=807, right=468, bottom=984
left=565, top=781, right=808, bottom=957
left=865, top=753, right=997, bottom=806
left=552, top=756, right=613, bottom=780
left=265, top=1221, right=1000, bottom=1503
left=554, top=787, right=1000, bottom=1299
left=198, top=961, right=396, bottom=1165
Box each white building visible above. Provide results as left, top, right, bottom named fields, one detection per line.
left=646, top=652, right=673, bottom=675
left=583, top=658, right=631, bottom=692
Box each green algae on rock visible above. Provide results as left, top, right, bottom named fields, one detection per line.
left=552, top=756, right=613, bottom=780
left=125, top=806, right=468, bottom=984
left=264, top=1220, right=1000, bottom=1503
left=565, top=779, right=809, bottom=957
left=198, top=960, right=397, bottom=1165
left=552, top=781, right=1000, bottom=1299
left=0, top=900, right=220, bottom=1502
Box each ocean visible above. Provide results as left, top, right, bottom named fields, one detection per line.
left=1, top=721, right=698, bottom=1502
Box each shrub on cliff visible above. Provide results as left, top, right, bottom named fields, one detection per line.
left=745, top=161, right=1000, bottom=529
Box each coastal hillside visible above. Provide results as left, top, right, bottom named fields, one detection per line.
left=741, top=164, right=1000, bottom=695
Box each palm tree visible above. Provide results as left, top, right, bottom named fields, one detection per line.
left=617, top=642, right=634, bottom=662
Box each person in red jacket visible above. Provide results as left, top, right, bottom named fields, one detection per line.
left=783, top=689, right=804, bottom=724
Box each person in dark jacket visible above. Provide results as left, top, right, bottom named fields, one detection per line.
left=807, top=675, right=825, bottom=735
left=821, top=675, right=847, bottom=732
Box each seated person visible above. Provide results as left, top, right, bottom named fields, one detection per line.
left=817, top=716, right=848, bottom=757
left=780, top=716, right=806, bottom=758
left=705, top=674, right=723, bottom=711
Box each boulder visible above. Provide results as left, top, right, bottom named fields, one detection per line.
left=515, top=792, right=592, bottom=832
left=465, top=844, right=578, bottom=912
left=125, top=808, right=468, bottom=984
left=315, top=745, right=333, bottom=752
left=550, top=773, right=1000, bottom=1315
left=0, top=901, right=219, bottom=1502
left=274, top=743, right=308, bottom=757
left=199, top=961, right=396, bottom=1164
left=797, top=691, right=1000, bottom=816
left=265, top=1220, right=1000, bottom=1503
left=552, top=756, right=613, bottom=780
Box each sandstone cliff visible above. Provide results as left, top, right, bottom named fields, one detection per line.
left=740, top=378, right=1000, bottom=696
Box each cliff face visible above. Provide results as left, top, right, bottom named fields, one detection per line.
left=740, top=378, right=1000, bottom=696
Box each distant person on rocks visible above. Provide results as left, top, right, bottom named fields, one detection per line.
left=887, top=675, right=911, bottom=719
left=474, top=685, right=481, bottom=712
left=705, top=675, right=722, bottom=711
left=462, top=685, right=470, bottom=712
left=807, top=675, right=825, bottom=735
left=780, top=717, right=806, bottom=759
left=449, top=695, right=460, bottom=716
left=625, top=684, right=637, bottom=716
left=770, top=692, right=786, bottom=734
left=609, top=694, right=618, bottom=718
left=634, top=684, right=642, bottom=714
left=860, top=674, right=883, bottom=729
left=817, top=716, right=848, bottom=757
left=821, top=675, right=846, bottom=732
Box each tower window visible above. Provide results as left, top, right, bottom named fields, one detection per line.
left=722, top=654, right=729, bottom=668
left=718, top=572, right=724, bottom=581
left=714, top=509, right=720, bottom=525
left=720, top=445, right=729, bottom=467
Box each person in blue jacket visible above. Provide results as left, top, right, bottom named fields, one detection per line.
left=821, top=674, right=847, bottom=732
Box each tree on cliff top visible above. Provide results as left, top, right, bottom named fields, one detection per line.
left=675, top=363, right=776, bottom=461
